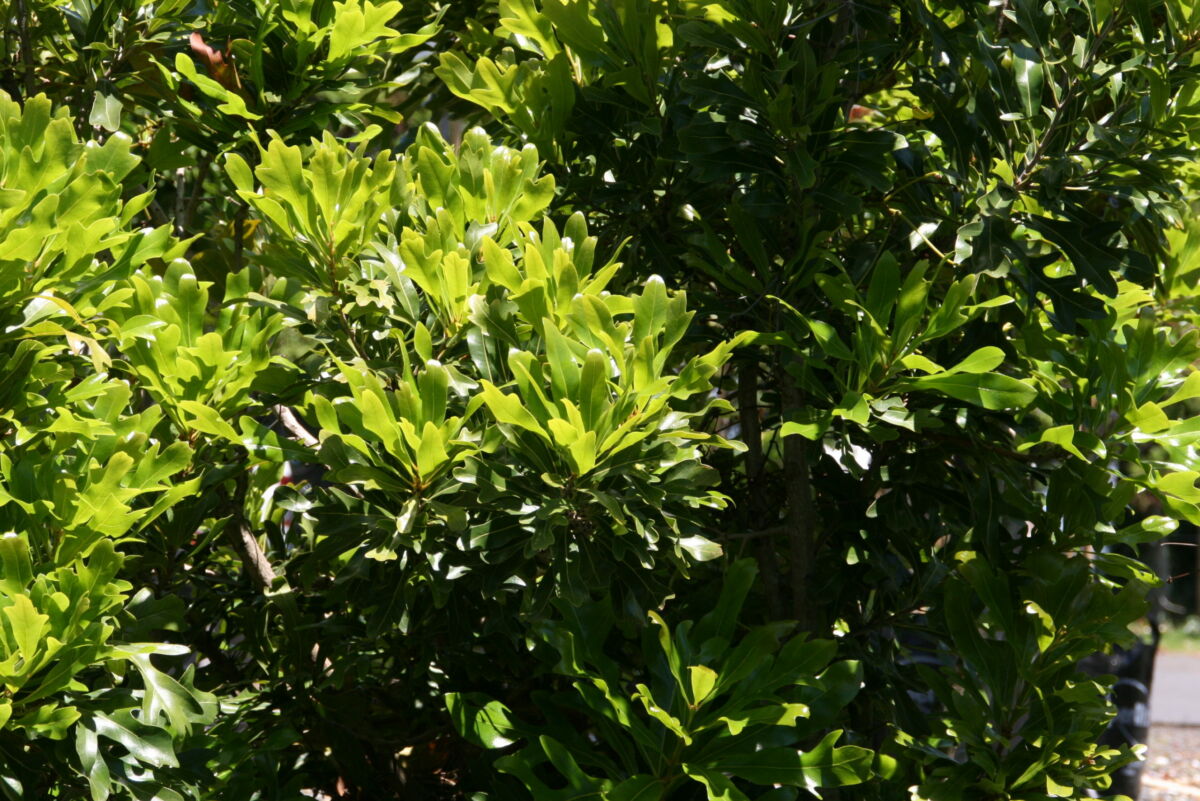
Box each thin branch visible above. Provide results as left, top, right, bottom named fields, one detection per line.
left=233, top=204, right=246, bottom=272
left=274, top=404, right=320, bottom=449
left=179, top=155, right=214, bottom=235
left=173, top=167, right=187, bottom=236
left=725, top=526, right=788, bottom=541
left=231, top=522, right=276, bottom=591
left=15, top=0, right=34, bottom=98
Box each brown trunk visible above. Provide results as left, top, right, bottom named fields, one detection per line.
left=738, top=358, right=782, bottom=619
left=780, top=357, right=817, bottom=630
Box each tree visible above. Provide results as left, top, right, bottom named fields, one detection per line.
left=1, top=0, right=1199, bottom=799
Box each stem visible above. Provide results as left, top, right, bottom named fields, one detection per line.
left=15, top=0, right=33, bottom=98
left=173, top=167, right=187, bottom=236
left=179, top=155, right=214, bottom=236
left=233, top=204, right=246, bottom=272
left=225, top=472, right=276, bottom=591
left=738, top=358, right=783, bottom=619
left=780, top=355, right=817, bottom=630
left=231, top=520, right=276, bottom=591
left=726, top=525, right=788, bottom=541
left=274, top=404, right=320, bottom=448
left=1012, top=11, right=1118, bottom=191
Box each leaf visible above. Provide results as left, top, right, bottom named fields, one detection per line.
left=943, top=346, right=1006, bottom=375
left=328, top=0, right=404, bottom=62
left=481, top=237, right=523, bottom=290
left=1092, top=0, right=1117, bottom=30
left=907, top=372, right=1036, bottom=410
left=125, top=653, right=207, bottom=734
left=682, top=767, right=748, bottom=801
left=632, top=684, right=691, bottom=744
left=178, top=401, right=241, bottom=441
left=358, top=389, right=402, bottom=456
left=225, top=152, right=256, bottom=193
left=236, top=418, right=317, bottom=463
left=445, top=693, right=518, bottom=749
left=716, top=702, right=809, bottom=735
left=1127, top=402, right=1171, bottom=434
left=721, top=731, right=873, bottom=788
left=804, top=318, right=853, bottom=361
left=420, top=362, right=450, bottom=426
left=1012, top=43, right=1044, bottom=118
left=795, top=735, right=876, bottom=787
left=678, top=535, right=722, bottom=562
left=479, top=381, right=548, bottom=438
left=578, top=349, right=609, bottom=431
left=1163, top=370, right=1200, bottom=407
left=1106, top=515, right=1177, bottom=547
left=2, top=595, right=48, bottom=665
left=864, top=255, right=900, bottom=325
left=607, top=774, right=664, bottom=801
left=772, top=637, right=839, bottom=684
left=1019, top=424, right=1086, bottom=460
left=715, top=623, right=795, bottom=692
left=0, top=536, right=34, bottom=596
left=416, top=421, right=451, bottom=480
left=540, top=735, right=601, bottom=791
left=174, top=52, right=262, bottom=120
left=1156, top=471, right=1200, bottom=503
left=137, top=477, right=202, bottom=533
left=1037, top=273, right=1107, bottom=333
left=780, top=414, right=831, bottom=441
left=90, top=711, right=177, bottom=767
left=76, top=721, right=112, bottom=801
left=688, top=665, right=719, bottom=705
left=1025, top=216, right=1130, bottom=297
left=694, top=558, right=757, bottom=643
left=893, top=261, right=930, bottom=346
left=88, top=92, right=122, bottom=132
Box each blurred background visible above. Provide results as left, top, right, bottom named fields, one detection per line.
left=1141, top=534, right=1200, bottom=800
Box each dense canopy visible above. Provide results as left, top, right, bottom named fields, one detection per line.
left=1, top=1, right=1200, bottom=799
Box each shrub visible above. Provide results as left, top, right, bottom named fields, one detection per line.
left=2, top=1, right=1200, bottom=799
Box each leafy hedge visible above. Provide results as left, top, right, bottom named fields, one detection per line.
left=2, top=0, right=1200, bottom=799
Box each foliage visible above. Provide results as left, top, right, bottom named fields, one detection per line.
left=0, top=93, right=213, bottom=800
left=440, top=1, right=1200, bottom=799
left=0, top=0, right=447, bottom=283
left=200, top=121, right=741, bottom=793
left=450, top=559, right=874, bottom=801
left=1, top=0, right=1200, bottom=799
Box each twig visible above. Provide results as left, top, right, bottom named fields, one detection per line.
left=231, top=522, right=276, bottom=591
left=726, top=526, right=788, bottom=541
left=179, top=155, right=214, bottom=236
left=173, top=167, right=187, bottom=236
left=233, top=204, right=246, bottom=272
left=274, top=404, right=321, bottom=449
left=15, top=0, right=33, bottom=98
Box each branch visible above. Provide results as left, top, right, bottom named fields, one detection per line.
left=781, top=355, right=818, bottom=630
left=274, top=404, right=320, bottom=449
left=725, top=526, right=788, bottom=541
left=737, top=359, right=783, bottom=619
left=179, top=155, right=214, bottom=235
left=15, top=0, right=34, bottom=98
left=231, top=522, right=276, bottom=592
